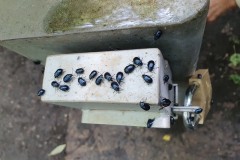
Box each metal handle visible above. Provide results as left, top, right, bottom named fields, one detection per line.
left=183, top=83, right=200, bottom=129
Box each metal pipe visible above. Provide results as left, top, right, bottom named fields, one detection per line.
left=172, top=106, right=200, bottom=112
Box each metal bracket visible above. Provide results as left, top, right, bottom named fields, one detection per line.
left=183, top=83, right=200, bottom=129
left=171, top=69, right=212, bottom=129
left=171, top=83, right=201, bottom=129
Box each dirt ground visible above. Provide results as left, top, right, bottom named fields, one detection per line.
left=0, top=9, right=240, bottom=160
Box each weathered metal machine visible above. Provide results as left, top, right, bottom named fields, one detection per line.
left=0, top=0, right=211, bottom=129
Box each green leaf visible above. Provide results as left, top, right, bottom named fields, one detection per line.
left=48, top=144, right=66, bottom=156
left=229, top=53, right=240, bottom=67
left=230, top=74, right=240, bottom=85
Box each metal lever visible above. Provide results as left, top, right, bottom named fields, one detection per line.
left=172, top=106, right=201, bottom=112
left=183, top=83, right=200, bottom=129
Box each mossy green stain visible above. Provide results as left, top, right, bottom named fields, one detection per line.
left=45, top=0, right=114, bottom=32
left=131, top=0, right=158, bottom=18
left=45, top=0, right=159, bottom=33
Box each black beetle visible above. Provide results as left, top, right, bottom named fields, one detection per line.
left=33, top=60, right=41, bottom=65
left=170, top=116, right=175, bottom=125
left=54, top=69, right=63, bottom=78
left=139, top=101, right=150, bottom=111
left=37, top=89, right=45, bottom=96
left=133, top=57, right=143, bottom=66
left=89, top=70, right=98, bottom=80
left=154, top=30, right=162, bottom=40
left=197, top=74, right=202, bottom=79
left=194, top=108, right=203, bottom=114
left=116, top=72, right=124, bottom=84
left=168, top=84, right=173, bottom=90
left=104, top=72, right=113, bottom=82
left=59, top=85, right=70, bottom=92
left=78, top=77, right=87, bottom=86
left=124, top=64, right=135, bottom=74
left=163, top=75, right=169, bottom=84
left=111, top=81, right=120, bottom=92
left=147, top=118, right=155, bottom=128
left=160, top=98, right=171, bottom=107
left=63, top=74, right=73, bottom=83
left=95, top=75, right=104, bottom=85
left=41, top=67, right=45, bottom=74
left=147, top=60, right=155, bottom=72
left=189, top=116, right=194, bottom=121
left=51, top=81, right=60, bottom=88
left=142, top=74, right=153, bottom=84
left=75, top=68, right=84, bottom=75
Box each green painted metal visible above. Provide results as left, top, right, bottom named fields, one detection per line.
left=0, top=0, right=209, bottom=81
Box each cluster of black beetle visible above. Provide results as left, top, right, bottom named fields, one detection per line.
left=37, top=30, right=174, bottom=128
left=37, top=58, right=170, bottom=125
left=37, top=56, right=171, bottom=104
left=36, top=30, right=203, bottom=128
left=37, top=55, right=172, bottom=128
left=37, top=56, right=157, bottom=94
